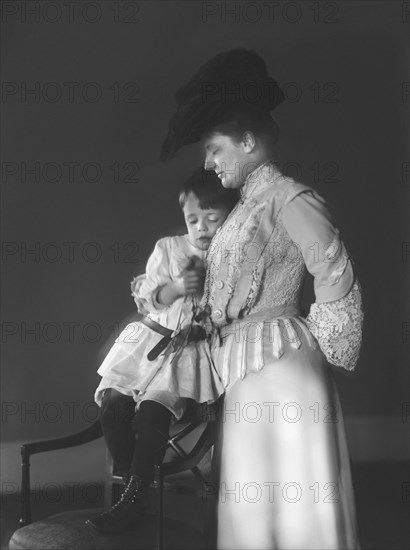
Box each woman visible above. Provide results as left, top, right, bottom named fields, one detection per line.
left=161, top=49, right=363, bottom=550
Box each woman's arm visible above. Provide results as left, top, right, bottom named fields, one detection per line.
left=281, top=191, right=364, bottom=371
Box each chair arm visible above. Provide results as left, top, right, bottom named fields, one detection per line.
left=20, top=420, right=103, bottom=527
left=21, top=420, right=103, bottom=456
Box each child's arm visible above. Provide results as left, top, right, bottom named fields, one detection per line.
left=134, top=240, right=205, bottom=312
left=157, top=256, right=205, bottom=306
left=133, top=239, right=173, bottom=313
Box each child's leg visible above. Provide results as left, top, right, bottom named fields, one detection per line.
left=129, top=391, right=187, bottom=481
left=129, top=400, right=173, bottom=481
left=86, top=394, right=186, bottom=535
left=100, top=388, right=136, bottom=478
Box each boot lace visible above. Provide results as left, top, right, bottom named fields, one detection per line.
left=111, top=475, right=144, bottom=509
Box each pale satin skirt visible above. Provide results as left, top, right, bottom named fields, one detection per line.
left=211, top=317, right=360, bottom=550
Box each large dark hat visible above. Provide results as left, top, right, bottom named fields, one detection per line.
left=160, top=49, right=285, bottom=161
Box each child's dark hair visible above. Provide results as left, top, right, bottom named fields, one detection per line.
left=179, top=167, right=240, bottom=211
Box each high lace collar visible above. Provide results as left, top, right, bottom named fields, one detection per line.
left=240, top=159, right=282, bottom=201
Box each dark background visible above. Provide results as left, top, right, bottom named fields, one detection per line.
left=1, top=0, right=408, bottom=460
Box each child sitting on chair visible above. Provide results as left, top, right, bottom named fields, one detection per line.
left=86, top=168, right=239, bottom=535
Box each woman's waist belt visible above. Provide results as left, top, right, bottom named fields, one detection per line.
left=210, top=305, right=318, bottom=385
left=216, top=304, right=302, bottom=340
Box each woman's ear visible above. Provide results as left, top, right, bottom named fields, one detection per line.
left=242, top=131, right=256, bottom=153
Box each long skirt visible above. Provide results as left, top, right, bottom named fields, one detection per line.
left=211, top=318, right=360, bottom=550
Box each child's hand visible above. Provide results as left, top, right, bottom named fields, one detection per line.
left=181, top=270, right=204, bottom=294
left=181, top=256, right=205, bottom=295
left=157, top=257, right=206, bottom=305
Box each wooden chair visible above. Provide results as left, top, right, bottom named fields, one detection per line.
left=8, top=402, right=220, bottom=550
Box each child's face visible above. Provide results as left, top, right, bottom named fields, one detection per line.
left=182, top=193, right=229, bottom=251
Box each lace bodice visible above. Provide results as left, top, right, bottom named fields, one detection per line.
left=201, top=161, right=363, bottom=371
left=243, top=217, right=307, bottom=314
left=201, top=163, right=312, bottom=323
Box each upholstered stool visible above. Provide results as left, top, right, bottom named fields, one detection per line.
left=8, top=509, right=205, bottom=550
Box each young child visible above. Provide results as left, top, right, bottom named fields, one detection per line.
left=86, top=168, right=239, bottom=535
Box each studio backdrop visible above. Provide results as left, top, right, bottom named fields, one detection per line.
left=1, top=0, right=409, bottom=487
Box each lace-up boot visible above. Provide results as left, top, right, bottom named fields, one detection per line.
left=86, top=474, right=149, bottom=535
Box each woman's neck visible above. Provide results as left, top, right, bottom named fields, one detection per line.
left=247, top=146, right=276, bottom=170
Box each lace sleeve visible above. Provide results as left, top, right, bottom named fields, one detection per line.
left=306, top=281, right=363, bottom=371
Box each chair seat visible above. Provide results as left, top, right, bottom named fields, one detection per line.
left=8, top=509, right=206, bottom=550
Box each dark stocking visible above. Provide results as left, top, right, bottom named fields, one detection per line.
left=130, top=400, right=173, bottom=481
left=100, top=389, right=136, bottom=477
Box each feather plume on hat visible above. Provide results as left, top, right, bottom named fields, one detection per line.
left=161, top=49, right=285, bottom=161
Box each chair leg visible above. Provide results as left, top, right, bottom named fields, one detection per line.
left=104, top=449, right=115, bottom=507
left=205, top=421, right=222, bottom=549
left=204, top=481, right=219, bottom=549
left=20, top=446, right=31, bottom=526
left=154, top=464, right=163, bottom=550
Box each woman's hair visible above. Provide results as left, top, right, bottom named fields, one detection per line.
left=179, top=167, right=240, bottom=211
left=207, top=106, right=280, bottom=149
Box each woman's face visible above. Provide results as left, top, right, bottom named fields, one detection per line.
left=203, top=132, right=250, bottom=189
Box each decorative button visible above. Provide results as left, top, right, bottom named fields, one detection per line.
left=215, top=280, right=224, bottom=289
left=213, top=309, right=223, bottom=319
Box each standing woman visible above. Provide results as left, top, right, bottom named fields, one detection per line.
left=161, top=49, right=363, bottom=550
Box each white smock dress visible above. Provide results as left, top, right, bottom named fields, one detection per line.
left=94, top=235, right=224, bottom=419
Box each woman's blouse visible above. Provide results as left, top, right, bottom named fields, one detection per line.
left=201, top=161, right=363, bottom=371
